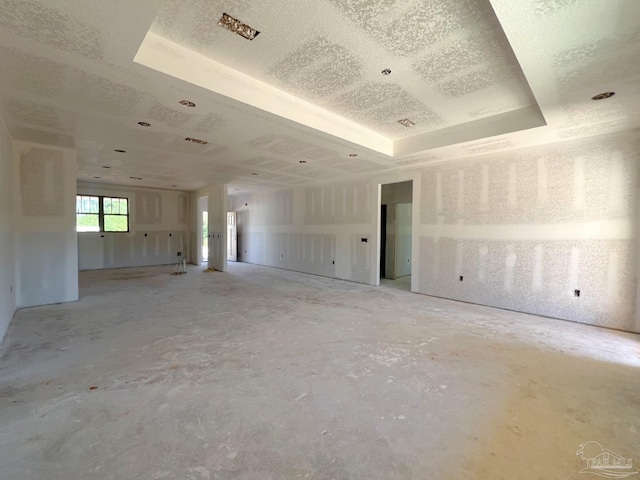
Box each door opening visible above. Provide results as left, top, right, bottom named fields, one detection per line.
left=380, top=204, right=387, bottom=279
left=227, top=211, right=237, bottom=262
left=379, top=180, right=413, bottom=291
left=198, top=196, right=208, bottom=265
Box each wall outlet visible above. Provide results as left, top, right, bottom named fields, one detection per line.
left=361, top=237, right=368, bottom=243
left=574, top=289, right=580, bottom=297
left=459, top=276, right=464, bottom=281
left=177, top=252, right=182, bottom=256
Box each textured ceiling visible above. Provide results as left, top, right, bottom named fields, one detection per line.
left=0, top=0, right=638, bottom=192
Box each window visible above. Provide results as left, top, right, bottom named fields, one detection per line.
left=76, top=195, right=129, bottom=232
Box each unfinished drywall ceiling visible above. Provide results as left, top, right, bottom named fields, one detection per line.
left=149, top=0, right=537, bottom=139
left=0, top=1, right=637, bottom=191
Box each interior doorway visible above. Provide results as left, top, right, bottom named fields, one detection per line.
left=227, top=211, right=237, bottom=262
left=198, top=196, right=208, bottom=265
left=379, top=180, right=413, bottom=291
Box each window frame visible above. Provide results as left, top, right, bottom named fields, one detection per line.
left=76, top=195, right=130, bottom=233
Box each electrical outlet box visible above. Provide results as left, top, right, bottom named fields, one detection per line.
left=177, top=252, right=182, bottom=256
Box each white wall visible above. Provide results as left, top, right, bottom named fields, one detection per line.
left=13, top=141, right=78, bottom=308
left=233, top=130, right=640, bottom=333
left=417, top=131, right=639, bottom=333
left=396, top=203, right=412, bottom=278
left=0, top=115, right=15, bottom=342
left=77, top=182, right=189, bottom=270
left=233, top=179, right=379, bottom=284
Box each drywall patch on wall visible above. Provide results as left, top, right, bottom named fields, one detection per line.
left=14, top=141, right=78, bottom=308
left=18, top=232, right=74, bottom=307
left=306, top=181, right=372, bottom=225
left=136, top=191, right=162, bottom=224
left=20, top=148, right=64, bottom=215
left=351, top=234, right=371, bottom=284
left=178, top=194, right=188, bottom=224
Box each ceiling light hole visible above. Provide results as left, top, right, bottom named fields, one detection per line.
left=185, top=137, right=208, bottom=145
left=179, top=100, right=196, bottom=108
left=137, top=121, right=151, bottom=127
left=397, top=118, right=416, bottom=127
left=591, top=91, right=615, bottom=100
left=218, top=13, right=260, bottom=41
left=381, top=68, right=391, bottom=75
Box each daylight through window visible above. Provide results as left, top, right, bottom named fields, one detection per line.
left=76, top=195, right=129, bottom=232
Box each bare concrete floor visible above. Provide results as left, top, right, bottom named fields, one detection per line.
left=1, top=263, right=639, bottom=479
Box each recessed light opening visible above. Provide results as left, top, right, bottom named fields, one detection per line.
left=218, top=13, right=260, bottom=41
left=179, top=100, right=196, bottom=107
left=381, top=68, right=391, bottom=75
left=138, top=121, right=151, bottom=127
left=185, top=137, right=208, bottom=145
left=592, top=92, right=615, bottom=100
left=397, top=118, right=416, bottom=127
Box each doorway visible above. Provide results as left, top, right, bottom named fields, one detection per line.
left=379, top=180, right=413, bottom=291
left=227, top=211, right=237, bottom=262
left=198, top=196, right=208, bottom=265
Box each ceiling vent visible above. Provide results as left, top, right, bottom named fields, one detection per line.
left=397, top=118, right=416, bottom=127
left=185, top=137, right=208, bottom=145
left=218, top=13, right=260, bottom=41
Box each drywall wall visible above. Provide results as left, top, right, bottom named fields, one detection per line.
left=396, top=203, right=413, bottom=277
left=381, top=181, right=413, bottom=279
left=189, top=184, right=227, bottom=271
left=233, top=130, right=639, bottom=332
left=14, top=141, right=78, bottom=308
left=77, top=182, right=189, bottom=270
left=233, top=179, right=378, bottom=283
left=0, top=115, right=15, bottom=342
left=417, top=131, right=639, bottom=332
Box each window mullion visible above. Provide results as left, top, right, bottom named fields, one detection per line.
left=99, top=196, right=105, bottom=232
